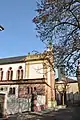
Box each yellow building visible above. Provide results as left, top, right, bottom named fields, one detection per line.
left=55, top=78, right=80, bottom=105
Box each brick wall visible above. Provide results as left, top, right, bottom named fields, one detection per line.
left=18, top=84, right=45, bottom=98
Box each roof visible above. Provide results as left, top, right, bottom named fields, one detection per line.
left=55, top=77, right=77, bottom=83
left=0, top=55, right=26, bottom=64
left=0, top=52, right=51, bottom=65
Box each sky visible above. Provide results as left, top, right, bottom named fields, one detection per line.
left=0, top=1, right=77, bottom=80
left=0, top=0, right=45, bottom=58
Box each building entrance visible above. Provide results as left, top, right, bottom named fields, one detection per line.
left=0, top=94, right=5, bottom=118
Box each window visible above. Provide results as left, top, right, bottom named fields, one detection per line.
left=17, top=66, right=23, bottom=80
left=9, top=87, right=15, bottom=95
left=1, top=88, right=3, bottom=91
left=17, top=70, right=20, bottom=80
left=0, top=68, right=3, bottom=81
left=13, top=87, right=15, bottom=94
left=34, top=87, right=36, bottom=91
left=9, top=88, right=12, bottom=94
left=27, top=87, right=36, bottom=94
left=27, top=87, right=29, bottom=94
left=7, top=67, right=13, bottom=80
left=31, top=87, right=33, bottom=94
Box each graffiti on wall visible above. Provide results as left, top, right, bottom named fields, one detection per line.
left=7, top=96, right=31, bottom=114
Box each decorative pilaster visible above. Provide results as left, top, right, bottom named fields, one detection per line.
left=46, top=40, right=56, bottom=107
left=26, top=63, right=29, bottom=78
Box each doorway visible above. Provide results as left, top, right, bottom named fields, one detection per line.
left=0, top=94, right=5, bottom=118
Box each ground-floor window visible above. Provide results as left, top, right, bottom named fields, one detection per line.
left=9, top=87, right=15, bottom=95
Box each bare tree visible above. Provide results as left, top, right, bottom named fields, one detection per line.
left=55, top=78, right=70, bottom=105
left=33, top=0, right=80, bottom=76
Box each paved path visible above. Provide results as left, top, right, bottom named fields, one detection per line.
left=5, top=106, right=80, bottom=120
left=39, top=106, right=80, bottom=120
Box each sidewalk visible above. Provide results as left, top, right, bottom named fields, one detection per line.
left=7, top=108, right=55, bottom=120
left=8, top=105, right=78, bottom=120
left=29, top=105, right=67, bottom=115
left=29, top=108, right=54, bottom=116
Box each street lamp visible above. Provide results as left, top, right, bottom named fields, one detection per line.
left=0, top=25, right=4, bottom=31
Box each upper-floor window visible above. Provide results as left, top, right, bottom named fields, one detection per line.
left=27, top=87, right=29, bottom=94
left=31, top=87, right=33, bottom=94
left=17, top=66, right=23, bottom=80
left=0, top=68, right=3, bottom=81
left=7, top=67, right=13, bottom=80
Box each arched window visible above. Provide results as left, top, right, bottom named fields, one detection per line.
left=17, top=69, right=20, bottom=80
left=17, top=66, right=23, bottom=80
left=13, top=87, right=15, bottom=94
left=27, top=87, right=29, bottom=94
left=9, top=88, right=12, bottom=95
left=7, top=67, right=13, bottom=80
left=0, top=68, right=3, bottom=81
left=34, top=87, right=36, bottom=91
left=31, top=87, right=33, bottom=94
left=9, top=87, right=15, bottom=95
left=1, top=88, right=3, bottom=91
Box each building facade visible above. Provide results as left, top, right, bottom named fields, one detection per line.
left=55, top=78, right=80, bottom=105
left=77, top=60, right=80, bottom=92
left=0, top=50, right=55, bottom=115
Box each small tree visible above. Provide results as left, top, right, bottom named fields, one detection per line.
left=55, top=79, right=70, bottom=105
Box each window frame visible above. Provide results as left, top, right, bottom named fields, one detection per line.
left=9, top=87, right=15, bottom=95
left=17, top=66, right=23, bottom=80
left=0, top=68, right=3, bottom=81
left=7, top=67, right=13, bottom=80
